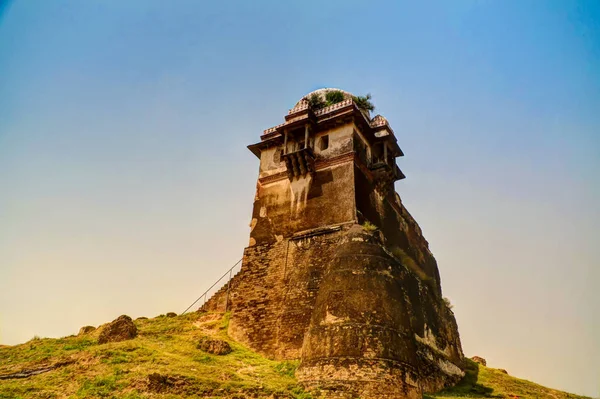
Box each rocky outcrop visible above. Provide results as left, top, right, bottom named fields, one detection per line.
left=78, top=326, right=95, bottom=335
left=471, top=356, right=487, bottom=366
left=197, top=337, right=232, bottom=355
left=98, top=315, right=137, bottom=344
left=0, top=360, right=74, bottom=380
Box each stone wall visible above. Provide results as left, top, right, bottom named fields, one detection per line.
left=200, top=117, right=464, bottom=397
left=354, top=163, right=443, bottom=292
left=250, top=161, right=356, bottom=246
left=202, top=223, right=464, bottom=397
left=250, top=124, right=357, bottom=246
left=211, top=227, right=350, bottom=359
left=296, top=225, right=464, bottom=398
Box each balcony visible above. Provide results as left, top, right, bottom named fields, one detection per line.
left=282, top=147, right=315, bottom=179
left=369, top=161, right=405, bottom=184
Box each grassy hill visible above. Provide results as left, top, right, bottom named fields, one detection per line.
left=427, top=359, right=590, bottom=399
left=0, top=312, right=590, bottom=399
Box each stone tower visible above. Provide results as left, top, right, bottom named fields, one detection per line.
left=202, top=89, right=464, bottom=398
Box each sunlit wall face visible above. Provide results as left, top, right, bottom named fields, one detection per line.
left=0, top=1, right=598, bottom=397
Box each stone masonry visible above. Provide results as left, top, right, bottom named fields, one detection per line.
left=202, top=89, right=465, bottom=398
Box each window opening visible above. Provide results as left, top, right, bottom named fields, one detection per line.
left=273, top=148, right=282, bottom=163
left=319, top=135, right=329, bottom=151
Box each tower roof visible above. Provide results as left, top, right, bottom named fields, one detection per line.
left=249, top=89, right=403, bottom=160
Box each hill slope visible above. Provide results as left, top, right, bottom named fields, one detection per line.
left=428, top=359, right=589, bottom=399
left=0, top=313, right=590, bottom=399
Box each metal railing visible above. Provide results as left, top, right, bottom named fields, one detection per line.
left=181, top=258, right=243, bottom=315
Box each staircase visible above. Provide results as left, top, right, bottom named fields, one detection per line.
left=199, top=268, right=243, bottom=312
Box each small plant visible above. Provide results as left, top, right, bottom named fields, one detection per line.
left=324, top=90, right=345, bottom=105
left=352, top=93, right=375, bottom=112
left=306, top=90, right=347, bottom=111
left=307, top=93, right=325, bottom=109
left=443, top=297, right=454, bottom=310
left=305, top=90, right=374, bottom=112
left=362, top=220, right=378, bottom=232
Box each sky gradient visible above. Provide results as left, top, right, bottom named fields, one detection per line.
left=1, top=1, right=599, bottom=396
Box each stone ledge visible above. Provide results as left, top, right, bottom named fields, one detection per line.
left=291, top=221, right=354, bottom=240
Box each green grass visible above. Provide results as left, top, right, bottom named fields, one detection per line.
left=427, top=359, right=591, bottom=399
left=361, top=220, right=378, bottom=232
left=0, top=312, right=310, bottom=399
left=0, top=315, right=590, bottom=399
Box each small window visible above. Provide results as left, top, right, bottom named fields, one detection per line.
left=273, top=149, right=282, bottom=163
left=319, top=135, right=329, bottom=151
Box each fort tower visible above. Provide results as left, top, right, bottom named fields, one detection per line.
left=203, top=89, right=464, bottom=398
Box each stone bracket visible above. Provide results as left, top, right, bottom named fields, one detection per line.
left=283, top=147, right=315, bottom=179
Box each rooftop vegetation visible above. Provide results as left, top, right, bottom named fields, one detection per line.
left=305, top=90, right=375, bottom=113
left=352, top=93, right=375, bottom=112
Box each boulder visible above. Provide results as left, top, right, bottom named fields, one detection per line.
left=197, top=337, right=232, bottom=355
left=471, top=356, right=487, bottom=366
left=166, top=312, right=177, bottom=318
left=98, top=315, right=137, bottom=344
left=498, top=369, right=508, bottom=374
left=78, top=326, right=96, bottom=335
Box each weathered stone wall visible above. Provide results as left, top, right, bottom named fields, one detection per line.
left=297, top=225, right=464, bottom=398
left=203, top=223, right=464, bottom=396
left=257, top=124, right=354, bottom=180
left=250, top=124, right=357, bottom=246
left=250, top=161, right=356, bottom=246
left=355, top=164, right=443, bottom=292
left=205, top=227, right=350, bottom=358
left=201, top=115, right=464, bottom=397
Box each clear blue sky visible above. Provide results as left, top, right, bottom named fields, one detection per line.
left=1, top=1, right=598, bottom=396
